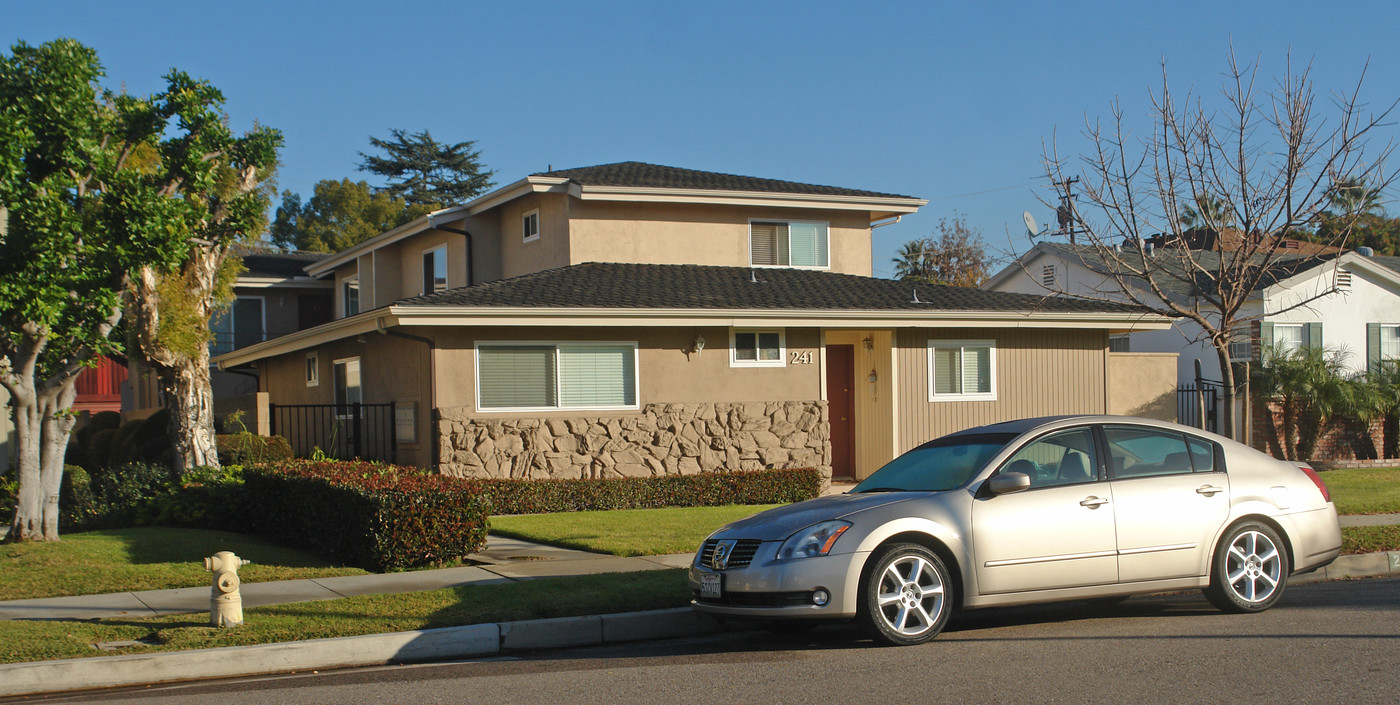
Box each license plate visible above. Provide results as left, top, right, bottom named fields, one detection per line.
left=700, top=572, right=722, bottom=598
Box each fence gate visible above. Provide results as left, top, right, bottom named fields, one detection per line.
left=268, top=403, right=396, bottom=463
left=1176, top=383, right=1219, bottom=433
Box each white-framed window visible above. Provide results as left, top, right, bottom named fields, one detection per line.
left=476, top=342, right=638, bottom=411
left=342, top=276, right=360, bottom=317
left=1381, top=325, right=1400, bottom=361
left=731, top=329, right=785, bottom=367
left=305, top=352, right=319, bottom=387
left=1108, top=334, right=1131, bottom=353
left=927, top=339, right=996, bottom=402
left=422, top=246, right=447, bottom=295
left=749, top=220, right=829, bottom=268
left=522, top=210, right=540, bottom=243
left=1273, top=324, right=1306, bottom=354
left=334, top=357, right=362, bottom=417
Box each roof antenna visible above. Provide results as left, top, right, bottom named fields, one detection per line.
left=910, top=287, right=923, bottom=304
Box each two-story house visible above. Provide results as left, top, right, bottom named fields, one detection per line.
left=216, top=162, right=1174, bottom=482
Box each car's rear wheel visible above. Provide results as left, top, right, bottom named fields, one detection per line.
left=1204, top=521, right=1289, bottom=613
left=859, top=543, right=953, bottom=646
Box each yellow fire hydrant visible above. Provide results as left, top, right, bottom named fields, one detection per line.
left=204, top=551, right=249, bottom=628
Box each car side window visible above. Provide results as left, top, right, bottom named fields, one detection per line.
left=999, top=428, right=1098, bottom=489
left=1185, top=436, right=1219, bottom=473
left=1104, top=426, right=1195, bottom=479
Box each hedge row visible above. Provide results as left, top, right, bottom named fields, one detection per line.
left=477, top=467, right=823, bottom=515
left=241, top=460, right=489, bottom=571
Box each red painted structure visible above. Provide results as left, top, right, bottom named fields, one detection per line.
left=74, top=356, right=127, bottom=413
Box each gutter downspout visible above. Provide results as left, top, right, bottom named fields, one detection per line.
left=377, top=317, right=439, bottom=469
left=426, top=214, right=474, bottom=287
left=871, top=215, right=903, bottom=229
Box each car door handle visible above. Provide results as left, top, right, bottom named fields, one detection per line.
left=1196, top=485, right=1224, bottom=497
left=1079, top=496, right=1110, bottom=508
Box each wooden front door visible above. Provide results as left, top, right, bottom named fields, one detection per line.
left=826, top=344, right=856, bottom=479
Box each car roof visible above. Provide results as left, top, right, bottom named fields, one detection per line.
left=945, top=415, right=1210, bottom=439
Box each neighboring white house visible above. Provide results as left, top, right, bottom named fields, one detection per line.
left=985, top=242, right=1400, bottom=391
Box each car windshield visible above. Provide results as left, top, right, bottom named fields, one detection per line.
left=853, top=433, right=1015, bottom=493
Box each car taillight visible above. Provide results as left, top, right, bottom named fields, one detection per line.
left=1298, top=463, right=1331, bottom=502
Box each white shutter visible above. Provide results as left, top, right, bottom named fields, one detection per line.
left=478, top=346, right=556, bottom=408
left=558, top=345, right=635, bottom=407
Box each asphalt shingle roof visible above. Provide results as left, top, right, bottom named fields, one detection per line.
left=533, top=162, right=916, bottom=200
left=394, top=262, right=1147, bottom=315
left=234, top=245, right=328, bottom=278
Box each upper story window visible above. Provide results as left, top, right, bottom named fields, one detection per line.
left=928, top=339, right=996, bottom=401
left=422, top=246, right=447, bottom=295
left=209, top=297, right=265, bottom=355
left=731, top=329, right=785, bottom=367
left=750, top=221, right=829, bottom=268
left=343, top=276, right=360, bottom=317
left=523, top=210, right=540, bottom=243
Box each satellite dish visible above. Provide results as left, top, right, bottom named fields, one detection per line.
left=1022, top=211, right=1039, bottom=238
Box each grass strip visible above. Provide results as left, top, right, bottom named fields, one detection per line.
left=0, top=569, right=689, bottom=665
left=1322, top=466, right=1400, bottom=515
left=1340, top=525, right=1400, bottom=555
left=0, top=528, right=367, bottom=601
left=488, top=504, right=782, bottom=556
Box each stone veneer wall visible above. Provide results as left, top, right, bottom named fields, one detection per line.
left=437, top=401, right=830, bottom=481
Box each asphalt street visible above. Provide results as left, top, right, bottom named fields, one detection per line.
left=20, top=577, right=1400, bottom=705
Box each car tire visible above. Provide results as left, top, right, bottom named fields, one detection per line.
left=1203, top=521, right=1290, bottom=613
left=859, top=543, right=953, bottom=646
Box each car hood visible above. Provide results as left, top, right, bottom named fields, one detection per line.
left=713, top=492, right=922, bottom=540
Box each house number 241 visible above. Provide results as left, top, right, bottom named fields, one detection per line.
left=790, top=351, right=813, bottom=364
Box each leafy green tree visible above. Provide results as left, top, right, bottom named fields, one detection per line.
left=1310, top=212, right=1400, bottom=255
left=125, top=75, right=282, bottom=476
left=0, top=39, right=188, bottom=540
left=358, top=128, right=494, bottom=207
left=270, top=178, right=431, bottom=252
left=891, top=214, right=991, bottom=287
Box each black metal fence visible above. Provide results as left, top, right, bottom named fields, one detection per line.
left=268, top=403, right=397, bottom=463
left=1176, top=383, right=1219, bottom=433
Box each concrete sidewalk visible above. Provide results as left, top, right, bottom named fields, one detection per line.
left=0, top=536, right=693, bottom=622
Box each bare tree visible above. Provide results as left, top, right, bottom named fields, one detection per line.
left=1039, top=50, right=1396, bottom=440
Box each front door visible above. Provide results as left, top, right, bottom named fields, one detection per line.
left=826, top=344, right=855, bottom=479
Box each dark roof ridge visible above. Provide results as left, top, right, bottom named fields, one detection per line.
left=530, top=161, right=917, bottom=200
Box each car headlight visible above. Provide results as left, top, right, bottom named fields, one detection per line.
left=777, top=520, right=852, bottom=561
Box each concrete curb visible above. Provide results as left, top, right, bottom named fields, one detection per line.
left=0, top=607, right=722, bottom=699
left=2, top=552, right=1397, bottom=699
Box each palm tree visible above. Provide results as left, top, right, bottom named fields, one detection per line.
left=1362, top=361, right=1400, bottom=459
left=892, top=239, right=935, bottom=281
left=1326, top=177, right=1384, bottom=217
left=1251, top=345, right=1350, bottom=460
left=1179, top=193, right=1235, bottom=230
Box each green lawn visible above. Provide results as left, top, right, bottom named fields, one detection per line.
left=1321, top=466, right=1400, bottom=515
left=0, top=527, right=368, bottom=601
left=0, top=569, right=689, bottom=665
left=1340, top=525, right=1400, bottom=555
left=489, top=504, right=782, bottom=556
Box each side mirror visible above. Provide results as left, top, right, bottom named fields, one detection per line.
left=987, top=471, right=1031, bottom=495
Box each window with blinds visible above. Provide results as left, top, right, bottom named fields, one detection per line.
left=927, top=340, right=996, bottom=401
left=750, top=221, right=828, bottom=268
left=477, top=343, right=637, bottom=410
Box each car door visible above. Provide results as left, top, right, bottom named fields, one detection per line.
left=972, top=427, right=1119, bottom=595
left=1102, top=425, right=1231, bottom=583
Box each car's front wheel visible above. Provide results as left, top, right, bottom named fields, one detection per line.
left=859, top=543, right=953, bottom=646
left=1203, top=521, right=1290, bottom=613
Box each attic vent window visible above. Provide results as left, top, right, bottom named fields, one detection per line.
left=1041, top=264, right=1056, bottom=288
left=1283, top=240, right=1300, bottom=249
left=1337, top=270, right=1353, bottom=289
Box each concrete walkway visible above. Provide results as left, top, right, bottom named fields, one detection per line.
left=1339, top=512, right=1400, bottom=527
left=0, top=536, right=692, bottom=622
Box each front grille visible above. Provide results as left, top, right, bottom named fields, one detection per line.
left=693, top=590, right=815, bottom=607
left=698, top=539, right=762, bottom=570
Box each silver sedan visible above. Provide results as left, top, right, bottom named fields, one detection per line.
left=689, top=415, right=1342, bottom=645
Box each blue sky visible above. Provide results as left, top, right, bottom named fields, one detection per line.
left=9, top=1, right=1400, bottom=277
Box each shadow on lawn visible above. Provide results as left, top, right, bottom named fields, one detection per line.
left=108, top=526, right=346, bottom=569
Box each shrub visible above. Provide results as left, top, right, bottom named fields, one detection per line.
left=216, top=433, right=294, bottom=466
left=477, top=468, right=823, bottom=515
left=59, top=464, right=98, bottom=528
left=242, top=461, right=489, bottom=571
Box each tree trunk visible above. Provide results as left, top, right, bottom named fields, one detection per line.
left=7, top=375, right=81, bottom=542
left=8, top=386, right=44, bottom=541
left=37, top=383, right=78, bottom=539
left=1216, top=348, right=1239, bottom=442
left=159, top=353, right=219, bottom=473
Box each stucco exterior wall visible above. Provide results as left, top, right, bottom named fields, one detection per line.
left=498, top=192, right=571, bottom=279
left=1107, top=352, right=1178, bottom=420
left=895, top=327, right=1109, bottom=452
left=566, top=200, right=874, bottom=276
